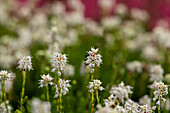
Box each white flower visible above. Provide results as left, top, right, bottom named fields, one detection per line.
left=115, top=3, right=128, bottom=16
left=124, top=99, right=141, bottom=113
left=98, top=0, right=115, bottom=12
left=149, top=81, right=168, bottom=105
left=140, top=104, right=153, bottom=113
left=139, top=95, right=151, bottom=106
left=130, top=8, right=149, bottom=21
left=0, top=70, right=14, bottom=81
left=54, top=78, right=71, bottom=98
left=126, top=61, right=142, bottom=73
left=51, top=52, right=67, bottom=74
left=63, top=64, right=75, bottom=77
left=101, top=17, right=121, bottom=29
left=110, top=82, right=133, bottom=103
left=17, top=56, right=33, bottom=71
left=149, top=65, right=164, bottom=82
left=165, top=73, right=170, bottom=83
left=0, top=100, right=12, bottom=113
left=95, top=104, right=116, bottom=113
left=39, top=74, right=54, bottom=88
left=31, top=98, right=50, bottom=113
left=87, top=79, right=104, bottom=93
left=115, top=105, right=128, bottom=113
left=85, top=48, right=102, bottom=73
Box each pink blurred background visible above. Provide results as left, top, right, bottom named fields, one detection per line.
left=17, top=0, right=170, bottom=28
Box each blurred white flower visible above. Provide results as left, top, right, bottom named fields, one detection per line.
left=126, top=61, right=142, bottom=73
left=165, top=73, right=170, bottom=83
left=115, top=4, right=128, bottom=16
left=131, top=8, right=149, bottom=22
left=31, top=98, right=50, bottom=113
left=17, top=56, right=33, bottom=71
left=141, top=45, right=159, bottom=61
left=149, top=65, right=164, bottom=82
left=0, top=101, right=12, bottom=113
left=102, top=16, right=121, bottom=29
left=98, top=0, right=115, bottom=13
left=139, top=95, right=151, bottom=106
left=63, top=64, right=75, bottom=77
left=68, top=0, right=84, bottom=13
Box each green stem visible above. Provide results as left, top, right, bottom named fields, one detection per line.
left=91, top=74, right=93, bottom=81
left=59, top=93, right=62, bottom=113
left=56, top=71, right=62, bottom=112
left=46, top=85, right=51, bottom=113
left=158, top=99, right=161, bottom=113
left=20, top=71, right=26, bottom=112
left=2, top=78, right=9, bottom=112
left=96, top=90, right=100, bottom=104
left=91, top=92, right=94, bottom=113
left=0, top=79, right=4, bottom=104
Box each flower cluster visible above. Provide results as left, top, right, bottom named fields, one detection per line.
left=87, top=79, right=104, bottom=93
left=17, top=56, right=33, bottom=71
left=110, top=81, right=133, bottom=103
left=0, top=70, right=13, bottom=81
left=85, top=48, right=102, bottom=73
left=140, top=104, right=153, bottom=113
left=124, top=99, right=141, bottom=113
left=51, top=52, right=67, bottom=75
left=149, top=81, right=168, bottom=105
left=54, top=78, right=71, bottom=98
left=150, top=65, right=164, bottom=82
left=104, top=94, right=118, bottom=107
left=39, top=74, right=54, bottom=88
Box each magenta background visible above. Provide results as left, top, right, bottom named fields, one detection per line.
left=17, top=0, right=170, bottom=28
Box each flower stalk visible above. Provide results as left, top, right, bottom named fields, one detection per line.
left=20, top=71, right=26, bottom=112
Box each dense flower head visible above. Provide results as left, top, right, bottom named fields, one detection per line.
left=0, top=70, right=14, bottom=81
left=149, top=81, right=168, bottom=105
left=39, top=74, right=54, bottom=88
left=87, top=79, right=104, bottom=93
left=51, top=52, right=67, bottom=75
left=17, top=56, right=33, bottom=71
left=124, top=99, right=141, bottom=113
left=150, top=65, right=164, bottom=82
left=85, top=48, right=102, bottom=73
left=104, top=94, right=118, bottom=107
left=140, top=104, right=153, bottom=113
left=54, top=78, right=71, bottom=98
left=110, top=81, right=133, bottom=103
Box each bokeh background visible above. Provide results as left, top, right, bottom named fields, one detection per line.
left=0, top=0, right=170, bottom=113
